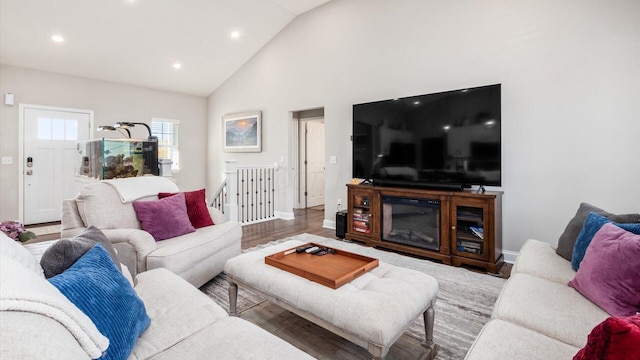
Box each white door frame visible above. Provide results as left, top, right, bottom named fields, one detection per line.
left=293, top=115, right=325, bottom=209
left=18, top=104, right=94, bottom=223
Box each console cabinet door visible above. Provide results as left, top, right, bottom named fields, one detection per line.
left=450, top=197, right=491, bottom=261
left=347, top=187, right=376, bottom=241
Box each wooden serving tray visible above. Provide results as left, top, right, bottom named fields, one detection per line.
left=265, top=243, right=379, bottom=289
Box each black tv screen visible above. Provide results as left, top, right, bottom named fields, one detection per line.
left=353, top=84, right=501, bottom=189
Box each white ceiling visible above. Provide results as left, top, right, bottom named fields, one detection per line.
left=0, top=0, right=331, bottom=97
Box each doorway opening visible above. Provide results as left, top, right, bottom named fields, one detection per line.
left=292, top=108, right=325, bottom=211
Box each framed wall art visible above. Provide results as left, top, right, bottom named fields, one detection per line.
left=223, top=111, right=261, bottom=153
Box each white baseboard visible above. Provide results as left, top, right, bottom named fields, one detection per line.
left=275, top=211, right=294, bottom=220
left=503, top=250, right=518, bottom=264
left=323, top=219, right=336, bottom=229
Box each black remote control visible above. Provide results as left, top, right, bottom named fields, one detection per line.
left=296, top=246, right=313, bottom=253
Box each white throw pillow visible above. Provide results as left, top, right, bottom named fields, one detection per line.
left=0, top=232, right=44, bottom=278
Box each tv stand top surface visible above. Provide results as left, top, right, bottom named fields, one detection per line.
left=347, top=183, right=502, bottom=198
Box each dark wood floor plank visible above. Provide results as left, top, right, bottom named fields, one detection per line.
left=241, top=208, right=335, bottom=249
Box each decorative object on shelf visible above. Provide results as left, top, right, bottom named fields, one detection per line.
left=223, top=111, right=261, bottom=153
left=0, top=220, right=36, bottom=242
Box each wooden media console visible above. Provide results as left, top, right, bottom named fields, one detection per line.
left=345, top=184, right=503, bottom=273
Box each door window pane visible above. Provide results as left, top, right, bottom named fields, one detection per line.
left=65, top=119, right=79, bottom=140
left=38, top=117, right=51, bottom=140
left=51, top=118, right=65, bottom=140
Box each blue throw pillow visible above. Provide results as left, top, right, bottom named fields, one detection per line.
left=571, top=212, right=640, bottom=271
left=49, top=244, right=150, bottom=360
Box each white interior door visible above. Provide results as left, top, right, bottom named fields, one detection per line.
left=22, top=106, right=91, bottom=224
left=305, top=119, right=325, bottom=208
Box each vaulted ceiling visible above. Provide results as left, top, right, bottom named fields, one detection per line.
left=0, top=0, right=331, bottom=96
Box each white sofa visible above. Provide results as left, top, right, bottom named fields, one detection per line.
left=0, top=233, right=314, bottom=360
left=62, top=177, right=241, bottom=287
left=464, top=239, right=610, bottom=359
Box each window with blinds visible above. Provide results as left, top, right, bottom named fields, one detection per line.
left=151, top=119, right=180, bottom=171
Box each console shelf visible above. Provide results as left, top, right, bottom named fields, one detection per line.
left=345, top=184, right=503, bottom=273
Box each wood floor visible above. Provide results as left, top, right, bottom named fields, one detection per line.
left=241, top=207, right=336, bottom=249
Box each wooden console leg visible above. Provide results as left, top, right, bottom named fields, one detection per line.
left=228, top=281, right=238, bottom=316
left=422, top=306, right=438, bottom=360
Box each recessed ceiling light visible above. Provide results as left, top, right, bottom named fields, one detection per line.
left=413, top=101, right=420, bottom=105
left=230, top=30, right=241, bottom=39
left=173, top=63, right=182, bottom=69
left=51, top=34, right=64, bottom=43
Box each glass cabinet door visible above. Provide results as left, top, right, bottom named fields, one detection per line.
left=349, top=188, right=375, bottom=238
left=452, top=201, right=489, bottom=260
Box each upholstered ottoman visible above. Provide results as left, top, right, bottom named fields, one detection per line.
left=224, top=240, right=439, bottom=360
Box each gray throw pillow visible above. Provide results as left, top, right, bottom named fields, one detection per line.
left=556, top=203, right=640, bottom=261
left=41, top=226, right=121, bottom=278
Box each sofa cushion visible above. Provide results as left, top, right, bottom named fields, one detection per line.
left=130, top=267, right=228, bottom=359
left=0, top=231, right=44, bottom=277
left=40, top=226, right=121, bottom=278
left=511, top=239, right=575, bottom=284
left=150, top=316, right=316, bottom=360
left=49, top=244, right=150, bottom=360
left=158, top=189, right=214, bottom=229
left=492, top=273, right=609, bottom=347
left=573, top=314, right=640, bottom=360
left=556, top=203, right=640, bottom=261
left=568, top=223, right=640, bottom=317
left=133, top=192, right=196, bottom=241
left=146, top=221, right=241, bottom=279
left=0, top=255, right=109, bottom=358
left=76, top=182, right=143, bottom=229
left=464, top=319, right=580, bottom=360
left=571, top=212, right=640, bottom=271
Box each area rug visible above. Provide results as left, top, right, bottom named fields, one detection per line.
left=200, top=233, right=506, bottom=360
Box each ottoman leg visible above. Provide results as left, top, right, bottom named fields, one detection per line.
left=228, top=281, right=238, bottom=316
left=422, top=305, right=438, bottom=360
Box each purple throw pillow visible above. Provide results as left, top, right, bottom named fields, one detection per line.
left=568, top=223, right=640, bottom=317
left=132, top=192, right=195, bottom=241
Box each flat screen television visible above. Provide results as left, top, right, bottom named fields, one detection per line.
left=352, top=84, right=501, bottom=189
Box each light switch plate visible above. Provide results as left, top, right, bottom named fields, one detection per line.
left=1, top=156, right=13, bottom=165
left=329, top=156, right=337, bottom=164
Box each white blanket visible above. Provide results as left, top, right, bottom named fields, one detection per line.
left=0, top=256, right=109, bottom=359
left=102, top=176, right=179, bottom=203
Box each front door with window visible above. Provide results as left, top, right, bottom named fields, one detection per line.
left=22, top=106, right=91, bottom=224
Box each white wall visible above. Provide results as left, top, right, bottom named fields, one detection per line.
left=0, top=64, right=208, bottom=220
left=208, top=0, right=640, bottom=257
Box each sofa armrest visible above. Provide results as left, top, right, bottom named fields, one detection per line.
left=99, top=229, right=157, bottom=275
left=208, top=207, right=226, bottom=224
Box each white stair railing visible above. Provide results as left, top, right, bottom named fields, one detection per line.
left=211, top=160, right=277, bottom=224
